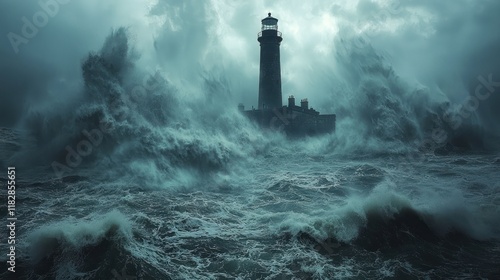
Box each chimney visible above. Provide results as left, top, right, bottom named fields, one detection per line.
left=300, top=98, right=308, bottom=109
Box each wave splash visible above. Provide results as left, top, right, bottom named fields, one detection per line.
left=13, top=28, right=270, bottom=187
left=278, top=184, right=500, bottom=250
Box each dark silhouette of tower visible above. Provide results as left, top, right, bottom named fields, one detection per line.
left=240, top=12, right=336, bottom=136
left=258, top=13, right=283, bottom=110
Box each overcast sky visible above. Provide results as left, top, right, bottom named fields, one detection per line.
left=1, top=0, right=499, bottom=131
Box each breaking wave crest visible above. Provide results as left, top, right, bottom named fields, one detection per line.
left=10, top=211, right=140, bottom=279
left=329, top=38, right=500, bottom=155
left=278, top=184, right=500, bottom=249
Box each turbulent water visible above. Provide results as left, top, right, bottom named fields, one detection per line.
left=1, top=28, right=500, bottom=279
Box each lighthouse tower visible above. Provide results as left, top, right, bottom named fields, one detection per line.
left=258, top=13, right=283, bottom=110
left=241, top=12, right=336, bottom=136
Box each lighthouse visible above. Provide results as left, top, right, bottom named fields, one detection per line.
left=258, top=13, right=283, bottom=110
left=240, top=13, right=336, bottom=136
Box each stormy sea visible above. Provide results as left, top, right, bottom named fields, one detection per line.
left=1, top=26, right=499, bottom=279
left=2, top=1, right=500, bottom=278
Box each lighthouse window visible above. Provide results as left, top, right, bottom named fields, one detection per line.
left=262, top=24, right=278, bottom=31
